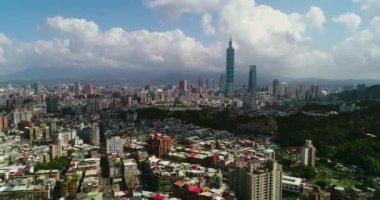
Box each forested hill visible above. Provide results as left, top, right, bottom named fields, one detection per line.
left=138, top=101, right=380, bottom=175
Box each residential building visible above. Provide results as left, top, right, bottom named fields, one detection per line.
left=147, top=133, right=173, bottom=158
left=106, top=136, right=124, bottom=154
left=229, top=159, right=282, bottom=200
left=0, top=114, right=8, bottom=132
left=301, top=140, right=316, bottom=167
left=49, top=139, right=62, bottom=160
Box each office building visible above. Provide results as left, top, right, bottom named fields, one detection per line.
left=74, top=81, right=80, bottom=96
left=225, top=36, right=235, bottom=97
left=34, top=82, right=42, bottom=95
left=229, top=159, right=282, bottom=200
left=179, top=80, right=189, bottom=91
left=273, top=79, right=280, bottom=98
left=219, top=74, right=226, bottom=93
left=301, top=140, right=316, bottom=167
left=243, top=95, right=256, bottom=111
left=46, top=96, right=59, bottom=113
left=248, top=65, right=257, bottom=94
left=197, top=77, right=204, bottom=88
left=106, top=136, right=124, bottom=154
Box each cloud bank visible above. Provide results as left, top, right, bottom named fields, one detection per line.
left=0, top=0, right=379, bottom=79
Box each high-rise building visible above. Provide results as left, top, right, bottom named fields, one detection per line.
left=83, top=84, right=93, bottom=95
left=248, top=65, right=257, bottom=94
left=301, top=140, right=316, bottom=167
left=179, top=80, right=189, bottom=91
left=225, top=36, right=235, bottom=97
left=197, top=77, right=204, bottom=88
left=34, top=82, right=42, bottom=95
left=74, top=81, right=81, bottom=96
left=106, top=135, right=125, bottom=154
left=90, top=123, right=100, bottom=146
left=272, top=79, right=280, bottom=98
left=46, top=96, right=59, bottom=113
left=49, top=139, right=62, bottom=160
left=0, top=114, right=8, bottom=132
left=229, top=159, right=283, bottom=200
left=147, top=133, right=173, bottom=158
left=243, top=95, right=256, bottom=111
left=10, top=110, right=32, bottom=125
left=219, top=74, right=226, bottom=93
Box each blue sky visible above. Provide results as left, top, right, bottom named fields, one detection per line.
left=0, top=0, right=363, bottom=48
left=0, top=0, right=379, bottom=79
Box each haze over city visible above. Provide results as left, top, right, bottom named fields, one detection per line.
left=1, top=0, right=380, bottom=81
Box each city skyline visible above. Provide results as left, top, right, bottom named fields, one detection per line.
left=0, top=0, right=380, bottom=80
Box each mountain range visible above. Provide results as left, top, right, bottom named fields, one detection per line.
left=0, top=67, right=379, bottom=88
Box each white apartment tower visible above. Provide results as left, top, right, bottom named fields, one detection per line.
left=301, top=139, right=316, bottom=167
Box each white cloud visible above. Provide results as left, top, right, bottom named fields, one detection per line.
left=144, top=0, right=227, bottom=21
left=333, top=13, right=361, bottom=31
left=330, top=16, right=380, bottom=78
left=305, top=6, right=327, bottom=30
left=0, top=33, right=12, bottom=45
left=38, top=16, right=100, bottom=40
left=0, top=17, right=224, bottom=75
left=353, top=0, right=380, bottom=18
left=201, top=13, right=216, bottom=35
left=144, top=0, right=329, bottom=77
left=0, top=0, right=379, bottom=79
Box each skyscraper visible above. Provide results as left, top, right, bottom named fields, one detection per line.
left=229, top=159, right=283, bottom=200
left=179, top=80, right=189, bottom=91
left=46, top=96, right=59, bottom=113
left=225, top=36, right=235, bottom=97
left=74, top=81, right=80, bottom=96
left=248, top=65, right=257, bottom=94
left=273, top=79, right=280, bottom=98
left=219, top=74, right=226, bottom=93
left=34, top=82, right=41, bottom=95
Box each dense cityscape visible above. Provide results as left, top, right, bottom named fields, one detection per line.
left=0, top=34, right=378, bottom=200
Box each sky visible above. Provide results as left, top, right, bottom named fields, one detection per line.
left=0, top=0, right=380, bottom=79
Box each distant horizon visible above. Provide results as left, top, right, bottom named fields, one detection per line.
left=1, top=69, right=379, bottom=88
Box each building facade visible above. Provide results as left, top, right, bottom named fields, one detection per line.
left=248, top=65, right=257, bottom=94
left=147, top=133, right=173, bottom=158
left=229, top=159, right=282, bottom=200
left=179, top=80, right=189, bottom=92
left=46, top=96, right=59, bottom=113
left=74, top=81, right=81, bottom=96
left=301, top=140, right=316, bottom=167
left=106, top=136, right=124, bottom=154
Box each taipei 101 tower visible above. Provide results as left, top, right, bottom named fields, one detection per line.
left=225, top=35, right=235, bottom=97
